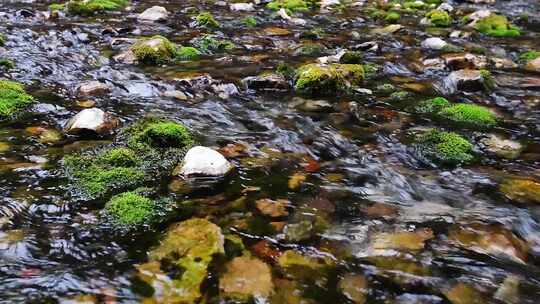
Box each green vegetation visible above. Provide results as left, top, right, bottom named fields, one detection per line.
left=48, top=3, right=66, bottom=11
left=105, top=191, right=156, bottom=226
left=267, top=0, right=311, bottom=13
left=66, top=0, right=127, bottom=15
left=276, top=62, right=295, bottom=79
left=193, top=34, right=235, bottom=54
left=474, top=14, right=520, bottom=37
left=414, top=97, right=450, bottom=114
left=195, top=12, right=219, bottom=28
left=340, top=51, right=363, bottom=64
left=176, top=46, right=201, bottom=61
left=101, top=147, right=139, bottom=167
left=243, top=16, right=257, bottom=27
left=0, top=80, right=34, bottom=118
left=519, top=50, right=540, bottom=62
left=130, top=35, right=179, bottom=65
left=125, top=119, right=194, bottom=150
left=426, top=9, right=451, bottom=27
left=0, top=59, right=14, bottom=70
left=438, top=103, right=498, bottom=129
left=418, top=130, right=474, bottom=166
left=294, top=63, right=364, bottom=94
left=0, top=34, right=5, bottom=46
left=385, top=11, right=401, bottom=23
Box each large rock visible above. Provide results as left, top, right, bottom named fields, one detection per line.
left=242, top=74, right=290, bottom=91
left=177, top=146, right=232, bottom=177
left=64, top=108, right=119, bottom=135
left=137, top=6, right=168, bottom=22
left=76, top=81, right=110, bottom=97
left=442, top=53, right=487, bottom=70
left=219, top=256, right=274, bottom=300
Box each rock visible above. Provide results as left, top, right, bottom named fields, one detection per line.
left=320, top=0, right=341, bottom=8
left=442, top=53, right=487, bottom=70
left=39, top=129, right=62, bottom=145
left=372, top=228, right=434, bottom=251
left=444, top=283, right=486, bottom=304
left=162, top=90, right=188, bottom=101
left=64, top=108, right=119, bottom=135
left=526, top=57, right=540, bottom=73
left=490, top=57, right=517, bottom=69
left=230, top=3, right=255, bottom=11
left=371, top=24, right=402, bottom=35
left=242, top=74, right=290, bottom=91
left=211, top=83, right=239, bottom=99
left=294, top=63, right=364, bottom=95
left=291, top=97, right=333, bottom=112
left=440, top=69, right=488, bottom=94
left=480, top=134, right=522, bottom=159
left=284, top=220, right=313, bottom=242
left=338, top=274, right=368, bottom=304
left=499, top=178, right=540, bottom=205
left=76, top=81, right=110, bottom=97
left=463, top=10, right=492, bottom=28
left=219, top=256, right=274, bottom=300
left=137, top=6, right=168, bottom=22
left=437, top=3, right=453, bottom=12
left=421, top=37, right=448, bottom=50
left=494, top=275, right=520, bottom=304
left=113, top=49, right=137, bottom=64
left=177, top=146, right=232, bottom=177
left=256, top=198, right=290, bottom=217
left=278, top=250, right=332, bottom=280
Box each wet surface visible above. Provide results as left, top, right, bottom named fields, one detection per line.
left=0, top=0, right=540, bottom=302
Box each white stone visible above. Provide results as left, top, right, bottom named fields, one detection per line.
left=179, top=146, right=232, bottom=177
left=64, top=108, right=118, bottom=134
left=76, top=81, right=110, bottom=97
left=437, top=3, right=453, bottom=12
left=230, top=3, right=254, bottom=11
left=138, top=6, right=168, bottom=22
left=421, top=37, right=448, bottom=50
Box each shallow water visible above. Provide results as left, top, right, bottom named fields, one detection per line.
left=0, top=0, right=540, bottom=303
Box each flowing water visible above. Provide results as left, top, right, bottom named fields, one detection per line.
left=0, top=0, right=539, bottom=303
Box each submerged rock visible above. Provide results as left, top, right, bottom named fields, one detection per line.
left=137, top=6, right=168, bottom=22
left=64, top=108, right=118, bottom=135
left=177, top=146, right=232, bottom=177
left=372, top=228, right=434, bottom=251
left=219, top=256, right=274, bottom=300
left=499, top=178, right=540, bottom=205
left=338, top=274, right=368, bottom=304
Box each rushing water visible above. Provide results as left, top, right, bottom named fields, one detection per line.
left=0, top=0, right=540, bottom=303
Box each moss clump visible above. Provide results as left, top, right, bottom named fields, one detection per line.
left=126, top=120, right=194, bottom=150
left=130, top=35, right=179, bottom=65
left=267, top=0, right=310, bottom=13
left=67, top=0, right=127, bottom=15
left=403, top=1, right=425, bottom=10
left=100, top=147, right=139, bottom=167
left=437, top=103, right=498, bottom=129
left=195, top=12, right=219, bottom=28
left=414, top=96, right=450, bottom=114
left=426, top=9, right=451, bottom=27
left=475, top=14, right=520, bottom=37
left=363, top=63, right=379, bottom=79
left=176, top=47, right=201, bottom=61
left=385, top=11, right=401, bottom=23
left=105, top=191, right=156, bottom=226
left=294, top=63, right=364, bottom=94
left=340, top=51, right=363, bottom=64
left=417, top=130, right=474, bottom=166
left=193, top=34, right=235, bottom=54
left=0, top=59, right=14, bottom=70
left=243, top=16, right=257, bottom=27
left=519, top=50, right=540, bottom=62
left=49, top=3, right=66, bottom=11
left=0, top=80, right=34, bottom=119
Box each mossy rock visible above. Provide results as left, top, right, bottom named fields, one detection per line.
left=0, top=59, right=15, bottom=70
left=294, top=63, right=364, bottom=95
left=294, top=43, right=324, bottom=57
left=125, top=119, right=194, bottom=150
left=277, top=250, right=334, bottom=280
left=130, top=35, right=179, bottom=65
left=195, top=12, right=219, bottom=28
left=385, top=11, right=401, bottom=23
left=437, top=103, right=498, bottom=129
left=105, top=190, right=157, bottom=226
left=0, top=80, right=35, bottom=119
left=0, top=34, right=5, bottom=46
left=66, top=0, right=127, bottom=15
left=243, top=16, right=257, bottom=27
left=137, top=218, right=224, bottom=303
left=176, top=46, right=201, bottom=61
left=415, top=130, right=474, bottom=166
left=414, top=96, right=450, bottom=114
left=267, top=0, right=312, bottom=13
left=474, top=14, right=520, bottom=37
left=426, top=9, right=451, bottom=27
left=519, top=50, right=540, bottom=63
left=191, top=34, right=235, bottom=54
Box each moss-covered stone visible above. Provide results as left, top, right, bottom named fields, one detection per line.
left=416, top=130, right=474, bottom=166
left=474, top=14, right=520, bottom=37
left=294, top=43, right=324, bottom=57
left=105, top=191, right=156, bottom=226
left=243, top=16, right=257, bottom=27
left=48, top=3, right=66, bottom=11
left=100, top=147, right=139, bottom=167
left=126, top=120, right=194, bottom=150
left=403, top=0, right=426, bottom=10
left=130, top=35, right=179, bottom=65
left=66, top=0, right=127, bottom=15
left=137, top=218, right=224, bottom=303
left=176, top=46, right=201, bottom=61
left=294, top=63, right=364, bottom=95
left=195, top=12, right=219, bottom=28
left=340, top=51, right=363, bottom=64
left=0, top=80, right=35, bottom=119
left=0, top=59, right=14, bottom=70
left=437, top=103, right=498, bottom=129
left=267, top=0, right=310, bottom=13
left=519, top=50, right=540, bottom=62
left=426, top=9, right=451, bottom=27
left=414, top=96, right=450, bottom=114
left=192, top=34, right=235, bottom=54
left=385, top=11, right=401, bottom=23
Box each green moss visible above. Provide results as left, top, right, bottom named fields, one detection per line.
left=105, top=191, right=156, bottom=226
left=0, top=34, right=5, bottom=47
left=363, top=63, right=379, bottom=79
left=0, top=59, right=14, bottom=70
left=295, top=43, right=323, bottom=57
left=340, top=51, right=363, bottom=64
left=403, top=0, right=426, bottom=10
left=176, top=46, right=201, bottom=61
left=0, top=80, right=35, bottom=118
left=426, top=9, right=451, bottom=27
left=195, top=12, right=219, bottom=28
left=475, top=14, right=520, bottom=37
left=519, top=50, right=540, bottom=62
left=390, top=90, right=411, bottom=101
left=294, top=63, right=364, bottom=94
left=127, top=120, right=194, bottom=150
left=267, top=0, right=310, bottom=13
left=67, top=0, right=127, bottom=15
left=479, top=69, right=494, bottom=89
left=193, top=34, right=235, bottom=54
left=437, top=103, right=498, bottom=129
left=100, top=147, right=139, bottom=167
left=48, top=3, right=66, bottom=11
left=130, top=35, right=179, bottom=65
left=376, top=83, right=396, bottom=96
left=385, top=11, right=401, bottom=23
left=243, top=16, right=257, bottom=27
left=276, top=62, right=295, bottom=79
left=418, top=130, right=474, bottom=166
left=414, top=96, right=450, bottom=113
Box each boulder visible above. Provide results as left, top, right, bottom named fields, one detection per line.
left=137, top=6, right=168, bottom=22
left=177, top=146, right=232, bottom=177
left=64, top=108, right=118, bottom=135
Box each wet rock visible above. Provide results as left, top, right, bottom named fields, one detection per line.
left=526, top=57, right=540, bottom=73
left=372, top=228, right=434, bottom=251
left=284, top=220, right=313, bottom=242
left=499, top=178, right=540, bottom=205
left=371, top=24, right=402, bottom=35
left=113, top=49, right=137, bottom=64
left=242, top=73, right=290, bottom=91
left=277, top=250, right=333, bottom=280
left=39, top=129, right=62, bottom=145
left=291, top=97, right=333, bottom=112
left=444, top=283, right=486, bottom=304
left=363, top=203, right=399, bottom=219
left=137, top=6, right=168, bottom=22
left=421, top=37, right=448, bottom=50
left=76, top=81, right=110, bottom=97
left=211, top=83, right=239, bottom=99
left=219, top=256, right=274, bottom=300
left=176, top=146, right=232, bottom=177
left=162, top=90, right=188, bottom=101
left=480, top=134, right=522, bottom=159
left=463, top=10, right=492, bottom=28
left=440, top=69, right=489, bottom=94
left=230, top=3, right=254, bottom=11
left=442, top=53, right=487, bottom=70
left=130, top=35, right=178, bottom=64
left=338, top=273, right=368, bottom=304
left=490, top=57, right=517, bottom=69
left=256, top=198, right=290, bottom=217
left=64, top=108, right=119, bottom=135
left=494, top=275, right=520, bottom=304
